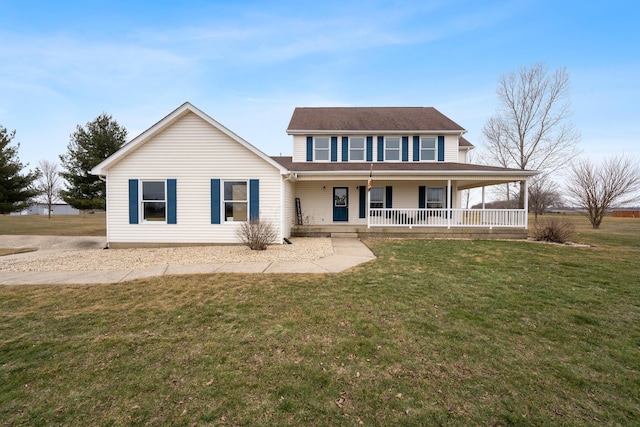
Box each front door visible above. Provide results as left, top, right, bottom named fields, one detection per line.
left=333, top=187, right=348, bottom=222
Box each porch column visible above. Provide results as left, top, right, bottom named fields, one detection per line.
left=481, top=186, right=485, bottom=209
left=523, top=179, right=529, bottom=229
left=447, top=179, right=451, bottom=229
left=367, top=184, right=371, bottom=228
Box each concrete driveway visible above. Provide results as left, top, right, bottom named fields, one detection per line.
left=0, top=235, right=376, bottom=285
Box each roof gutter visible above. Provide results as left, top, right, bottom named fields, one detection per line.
left=291, top=169, right=538, bottom=177
left=286, top=129, right=466, bottom=136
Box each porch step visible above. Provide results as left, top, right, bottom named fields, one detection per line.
left=330, top=232, right=359, bottom=238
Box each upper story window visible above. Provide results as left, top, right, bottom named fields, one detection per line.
left=223, top=181, right=247, bottom=222
left=420, top=137, right=437, bottom=161
left=349, top=137, right=365, bottom=161
left=314, top=137, right=330, bottom=161
left=385, top=137, right=401, bottom=161
left=142, top=181, right=166, bottom=222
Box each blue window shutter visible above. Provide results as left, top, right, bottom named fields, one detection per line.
left=128, top=179, right=138, bottom=224
left=249, top=179, right=259, bottom=220
left=377, top=136, right=384, bottom=161
left=210, top=179, right=221, bottom=224
left=438, top=135, right=445, bottom=161
left=167, top=179, right=177, bottom=224
left=413, top=136, right=420, bottom=161
left=331, top=136, right=338, bottom=162
left=306, top=136, right=313, bottom=162
left=418, top=186, right=426, bottom=209
left=385, top=186, right=392, bottom=208
left=366, top=136, right=373, bottom=162
left=359, top=186, right=366, bottom=218
left=342, top=137, right=349, bottom=162
left=402, top=136, right=409, bottom=162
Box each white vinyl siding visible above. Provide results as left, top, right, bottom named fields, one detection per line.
left=444, top=135, right=458, bottom=162
left=282, top=179, right=295, bottom=237
left=292, top=135, right=308, bottom=163
left=105, top=112, right=282, bottom=244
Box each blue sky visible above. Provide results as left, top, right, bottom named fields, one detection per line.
left=1, top=0, right=638, bottom=173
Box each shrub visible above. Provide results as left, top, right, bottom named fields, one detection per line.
left=532, top=218, right=575, bottom=243
left=236, top=219, right=278, bottom=250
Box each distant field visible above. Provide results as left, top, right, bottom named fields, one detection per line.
left=0, top=212, right=106, bottom=236
left=1, top=214, right=639, bottom=425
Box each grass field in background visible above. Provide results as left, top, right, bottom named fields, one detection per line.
left=1, top=215, right=639, bottom=425
left=0, top=212, right=106, bottom=236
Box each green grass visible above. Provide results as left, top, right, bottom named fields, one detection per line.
left=1, top=216, right=639, bottom=425
left=0, top=212, right=106, bottom=236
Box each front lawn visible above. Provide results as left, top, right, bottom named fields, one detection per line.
left=1, top=216, right=639, bottom=425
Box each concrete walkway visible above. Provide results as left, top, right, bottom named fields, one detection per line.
left=0, top=237, right=376, bottom=285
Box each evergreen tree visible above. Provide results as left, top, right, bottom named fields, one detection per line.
left=0, top=126, right=40, bottom=214
left=59, top=113, right=127, bottom=210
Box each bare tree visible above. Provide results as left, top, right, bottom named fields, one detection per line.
left=528, top=174, right=562, bottom=221
left=566, top=155, right=640, bottom=229
left=35, top=160, right=61, bottom=219
left=482, top=63, right=580, bottom=208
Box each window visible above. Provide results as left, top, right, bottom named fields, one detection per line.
left=385, top=137, right=400, bottom=161
left=314, top=137, right=330, bottom=161
left=369, top=187, right=384, bottom=209
left=349, top=137, right=365, bottom=161
left=142, top=181, right=166, bottom=222
left=427, top=187, right=444, bottom=209
left=421, top=137, right=436, bottom=161
left=224, top=181, right=247, bottom=222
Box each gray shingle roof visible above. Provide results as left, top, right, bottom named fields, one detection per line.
left=287, top=107, right=466, bottom=133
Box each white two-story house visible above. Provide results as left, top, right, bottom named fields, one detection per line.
left=92, top=103, right=536, bottom=247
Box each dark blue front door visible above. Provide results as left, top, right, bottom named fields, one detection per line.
left=333, top=187, right=348, bottom=222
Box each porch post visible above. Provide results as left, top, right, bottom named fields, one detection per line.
left=482, top=186, right=485, bottom=209
left=367, top=183, right=370, bottom=228
left=523, top=178, right=529, bottom=229
left=447, top=179, right=451, bottom=229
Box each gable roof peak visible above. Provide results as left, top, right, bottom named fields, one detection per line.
left=91, top=102, right=287, bottom=175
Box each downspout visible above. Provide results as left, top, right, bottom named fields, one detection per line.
left=282, top=173, right=297, bottom=243
left=98, top=175, right=109, bottom=249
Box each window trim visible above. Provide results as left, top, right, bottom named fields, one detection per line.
left=384, top=136, right=401, bottom=162
left=140, top=180, right=167, bottom=223
left=348, top=136, right=366, bottom=161
left=222, top=180, right=248, bottom=222
left=420, top=136, right=437, bottom=162
left=314, top=136, right=331, bottom=162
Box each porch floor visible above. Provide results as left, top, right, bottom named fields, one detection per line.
left=291, top=225, right=528, bottom=240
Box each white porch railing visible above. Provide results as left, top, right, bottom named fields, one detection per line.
left=368, top=208, right=527, bottom=228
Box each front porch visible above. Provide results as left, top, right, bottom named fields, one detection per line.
left=292, top=207, right=529, bottom=239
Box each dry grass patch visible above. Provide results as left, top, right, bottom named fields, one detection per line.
left=0, top=248, right=36, bottom=256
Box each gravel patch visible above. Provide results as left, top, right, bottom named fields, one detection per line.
left=0, top=238, right=334, bottom=272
